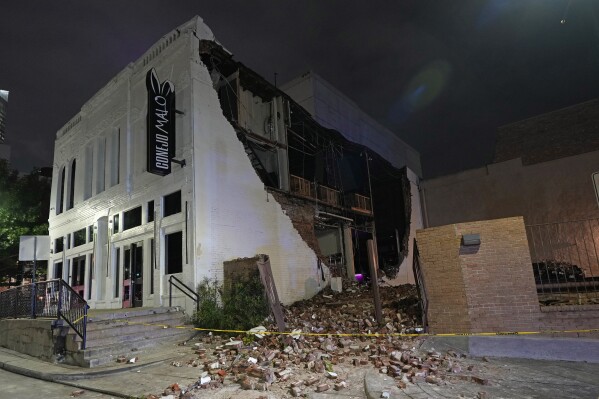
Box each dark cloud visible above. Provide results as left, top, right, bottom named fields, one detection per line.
left=2, top=1, right=598, bottom=177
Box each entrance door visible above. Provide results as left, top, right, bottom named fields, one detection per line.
left=123, top=242, right=143, bottom=308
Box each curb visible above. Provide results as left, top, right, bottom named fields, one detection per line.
left=420, top=335, right=599, bottom=363
left=0, top=355, right=177, bottom=398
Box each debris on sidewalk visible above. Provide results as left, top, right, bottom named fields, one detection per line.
left=149, top=282, right=494, bottom=398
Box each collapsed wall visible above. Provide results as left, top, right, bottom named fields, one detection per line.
left=187, top=23, right=326, bottom=304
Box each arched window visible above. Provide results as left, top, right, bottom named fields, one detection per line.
left=68, top=159, right=76, bottom=210
left=56, top=166, right=65, bottom=214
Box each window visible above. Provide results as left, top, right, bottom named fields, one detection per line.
left=84, top=144, right=93, bottom=200
left=114, top=248, right=120, bottom=298
left=54, top=237, right=64, bottom=253
left=113, top=214, right=119, bottom=233
left=68, top=159, right=76, bottom=210
left=57, top=167, right=65, bottom=214
left=165, top=231, right=183, bottom=274
left=55, top=262, right=63, bottom=280
left=109, top=129, right=120, bottom=187
left=163, top=190, right=181, bottom=217
left=96, top=137, right=106, bottom=194
left=123, top=206, right=142, bottom=231
left=66, top=234, right=71, bottom=250
left=147, top=200, right=154, bottom=222
left=73, top=228, right=86, bottom=247
left=88, top=225, right=94, bottom=242
left=150, top=239, right=154, bottom=294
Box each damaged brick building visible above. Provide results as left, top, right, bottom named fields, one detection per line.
left=47, top=16, right=423, bottom=313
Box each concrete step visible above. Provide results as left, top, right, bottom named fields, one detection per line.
left=82, top=322, right=191, bottom=348
left=64, top=306, right=196, bottom=367
left=87, top=306, right=183, bottom=322
left=84, top=313, right=186, bottom=339
left=67, top=328, right=194, bottom=368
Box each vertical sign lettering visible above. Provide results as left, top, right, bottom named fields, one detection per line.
left=146, top=68, right=175, bottom=176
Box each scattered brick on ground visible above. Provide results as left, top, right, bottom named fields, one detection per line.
left=146, top=281, right=494, bottom=398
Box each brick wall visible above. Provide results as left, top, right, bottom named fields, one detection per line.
left=494, top=99, right=599, bottom=165
left=455, top=218, right=540, bottom=333
left=416, top=217, right=539, bottom=333
left=415, top=224, right=472, bottom=333
left=416, top=216, right=599, bottom=335
left=270, top=191, right=323, bottom=258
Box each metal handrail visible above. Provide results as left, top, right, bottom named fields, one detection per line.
left=57, top=279, right=89, bottom=349
left=168, top=275, right=199, bottom=312
left=0, top=279, right=89, bottom=349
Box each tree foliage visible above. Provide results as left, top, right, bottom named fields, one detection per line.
left=0, top=160, right=51, bottom=281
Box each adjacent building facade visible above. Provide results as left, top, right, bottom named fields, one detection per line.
left=422, top=99, right=599, bottom=228
left=47, top=16, right=422, bottom=314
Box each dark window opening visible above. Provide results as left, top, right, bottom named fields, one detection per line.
left=114, top=248, right=120, bottom=298
left=165, top=231, right=183, bottom=274
left=54, top=237, right=64, bottom=253
left=163, top=191, right=181, bottom=217
left=113, top=214, right=119, bottom=233
left=55, top=262, right=63, bottom=280
left=88, top=225, right=94, bottom=242
left=123, top=206, right=142, bottom=231
left=66, top=234, right=71, bottom=250
left=124, top=248, right=131, bottom=281
left=57, top=167, right=65, bottom=214
left=150, top=239, right=154, bottom=294
left=73, top=228, right=86, bottom=247
left=147, top=200, right=154, bottom=222
left=68, top=159, right=76, bottom=210
left=71, top=256, right=85, bottom=288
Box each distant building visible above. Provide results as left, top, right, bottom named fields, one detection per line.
left=0, top=90, right=9, bottom=162
left=421, top=98, right=599, bottom=227
left=48, top=16, right=422, bottom=313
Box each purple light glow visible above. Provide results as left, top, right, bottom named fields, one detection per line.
left=355, top=273, right=364, bottom=282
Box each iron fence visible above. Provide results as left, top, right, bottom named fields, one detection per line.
left=0, top=279, right=89, bottom=348
left=526, top=218, right=599, bottom=306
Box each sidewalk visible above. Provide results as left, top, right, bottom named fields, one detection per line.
left=2, top=336, right=599, bottom=398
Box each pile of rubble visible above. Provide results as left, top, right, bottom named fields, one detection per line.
left=149, top=282, right=489, bottom=398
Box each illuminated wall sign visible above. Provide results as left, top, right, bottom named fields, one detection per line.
left=146, top=68, right=175, bottom=176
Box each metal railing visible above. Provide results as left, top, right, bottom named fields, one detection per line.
left=169, top=275, right=199, bottom=313
left=526, top=218, right=599, bottom=306
left=412, top=240, right=428, bottom=331
left=0, top=279, right=89, bottom=349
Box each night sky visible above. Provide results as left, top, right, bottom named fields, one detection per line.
left=2, top=1, right=598, bottom=178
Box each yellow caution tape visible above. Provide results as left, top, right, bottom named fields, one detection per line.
left=96, top=318, right=599, bottom=338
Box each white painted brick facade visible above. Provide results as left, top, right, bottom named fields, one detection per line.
left=48, top=17, right=323, bottom=313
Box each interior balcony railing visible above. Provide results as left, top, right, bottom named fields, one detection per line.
left=346, top=193, right=373, bottom=215
left=318, top=185, right=340, bottom=207
left=290, top=174, right=314, bottom=199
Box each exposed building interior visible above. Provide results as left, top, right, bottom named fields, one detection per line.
left=199, top=41, right=412, bottom=280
